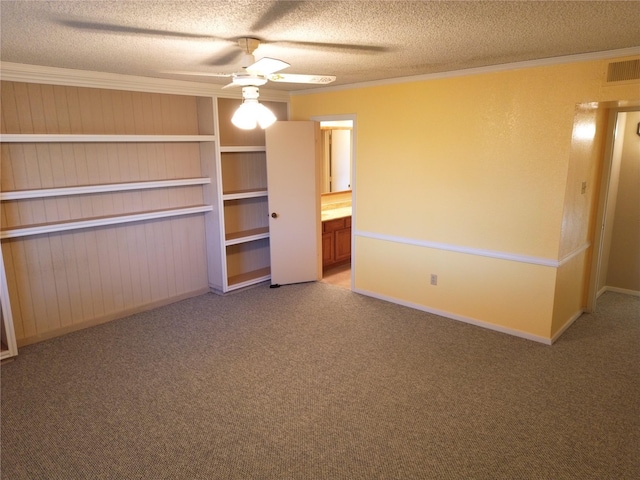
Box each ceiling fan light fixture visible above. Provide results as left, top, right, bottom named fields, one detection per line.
left=231, top=86, right=276, bottom=130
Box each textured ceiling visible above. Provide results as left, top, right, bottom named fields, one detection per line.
left=1, top=1, right=640, bottom=91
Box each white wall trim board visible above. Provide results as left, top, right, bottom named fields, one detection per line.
left=558, top=243, right=592, bottom=267
left=550, top=310, right=585, bottom=344
left=352, top=286, right=552, bottom=345
left=0, top=61, right=290, bottom=102
left=0, top=205, right=213, bottom=239
left=0, top=134, right=216, bottom=143
left=601, top=286, right=640, bottom=298
left=355, top=230, right=564, bottom=267
left=293, top=47, right=640, bottom=95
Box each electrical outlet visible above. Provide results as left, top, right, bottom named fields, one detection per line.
left=430, top=274, right=438, bottom=286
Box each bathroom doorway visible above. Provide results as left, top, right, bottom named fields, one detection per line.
left=312, top=115, right=356, bottom=290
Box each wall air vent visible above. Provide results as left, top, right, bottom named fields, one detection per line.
left=606, top=59, right=640, bottom=82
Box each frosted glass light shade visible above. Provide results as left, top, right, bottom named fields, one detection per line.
left=231, top=99, right=276, bottom=130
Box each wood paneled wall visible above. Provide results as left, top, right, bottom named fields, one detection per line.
left=221, top=151, right=268, bottom=193
left=0, top=82, right=212, bottom=346
left=1, top=81, right=200, bottom=135
left=1, top=218, right=209, bottom=343
left=1, top=143, right=204, bottom=227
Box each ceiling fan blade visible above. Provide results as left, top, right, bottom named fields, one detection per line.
left=276, top=40, right=392, bottom=54
left=162, top=71, right=233, bottom=78
left=221, top=82, right=239, bottom=89
left=205, top=47, right=244, bottom=67
left=247, top=57, right=290, bottom=75
left=57, top=19, right=219, bottom=40
left=250, top=1, right=306, bottom=31
left=268, top=73, right=336, bottom=84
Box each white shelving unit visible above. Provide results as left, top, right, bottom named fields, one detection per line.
left=0, top=71, right=292, bottom=350
left=0, top=134, right=216, bottom=241
left=207, top=97, right=289, bottom=293
left=1, top=246, right=18, bottom=360
left=0, top=84, right=220, bottom=354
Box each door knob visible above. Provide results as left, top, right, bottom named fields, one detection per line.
left=271, top=212, right=278, bottom=218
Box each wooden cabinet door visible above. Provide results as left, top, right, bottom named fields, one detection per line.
left=334, top=227, right=352, bottom=262
left=322, top=232, right=334, bottom=266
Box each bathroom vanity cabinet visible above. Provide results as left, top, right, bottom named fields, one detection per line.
left=322, top=216, right=351, bottom=269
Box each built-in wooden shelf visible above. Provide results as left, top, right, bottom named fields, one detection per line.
left=0, top=85, right=223, bottom=357
left=227, top=267, right=271, bottom=288
left=219, top=145, right=266, bottom=153
left=0, top=178, right=211, bottom=201
left=211, top=98, right=288, bottom=293
left=0, top=134, right=216, bottom=143
left=225, top=227, right=269, bottom=246
left=0, top=205, right=213, bottom=239
left=222, top=189, right=268, bottom=200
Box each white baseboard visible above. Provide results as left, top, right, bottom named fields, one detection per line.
left=352, top=287, right=553, bottom=345
left=598, top=286, right=640, bottom=298
left=550, top=310, right=585, bottom=344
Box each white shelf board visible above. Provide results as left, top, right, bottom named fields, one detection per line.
left=225, top=231, right=270, bottom=246
left=1, top=178, right=211, bottom=201
left=220, top=146, right=266, bottom=153
left=0, top=134, right=216, bottom=143
left=0, top=205, right=213, bottom=239
left=222, top=189, right=268, bottom=201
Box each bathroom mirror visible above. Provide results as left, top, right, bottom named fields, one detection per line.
left=321, top=120, right=352, bottom=193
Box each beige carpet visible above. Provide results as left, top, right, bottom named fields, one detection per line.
left=1, top=285, right=638, bottom=479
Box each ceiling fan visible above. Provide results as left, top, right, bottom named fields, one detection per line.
left=170, top=37, right=336, bottom=88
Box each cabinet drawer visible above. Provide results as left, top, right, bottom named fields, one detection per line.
left=323, top=217, right=346, bottom=233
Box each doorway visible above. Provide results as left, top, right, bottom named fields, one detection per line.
left=588, top=108, right=640, bottom=311
left=312, top=115, right=356, bottom=290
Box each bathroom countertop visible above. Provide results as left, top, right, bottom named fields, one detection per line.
left=321, top=206, right=352, bottom=222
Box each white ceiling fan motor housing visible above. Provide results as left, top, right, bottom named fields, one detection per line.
left=234, top=74, right=268, bottom=87
left=238, top=37, right=261, bottom=68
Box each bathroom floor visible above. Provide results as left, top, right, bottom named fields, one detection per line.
left=321, top=263, right=351, bottom=290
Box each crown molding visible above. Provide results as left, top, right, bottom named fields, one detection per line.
left=293, top=46, right=640, bottom=95
left=0, top=62, right=290, bottom=102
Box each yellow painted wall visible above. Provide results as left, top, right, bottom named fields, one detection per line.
left=550, top=104, right=610, bottom=336
left=551, top=252, right=590, bottom=338
left=355, top=236, right=556, bottom=340
left=559, top=104, right=609, bottom=259
left=292, top=56, right=640, bottom=342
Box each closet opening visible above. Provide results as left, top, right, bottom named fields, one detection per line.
left=587, top=107, right=640, bottom=311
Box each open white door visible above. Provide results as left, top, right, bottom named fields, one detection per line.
left=265, top=121, right=322, bottom=286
